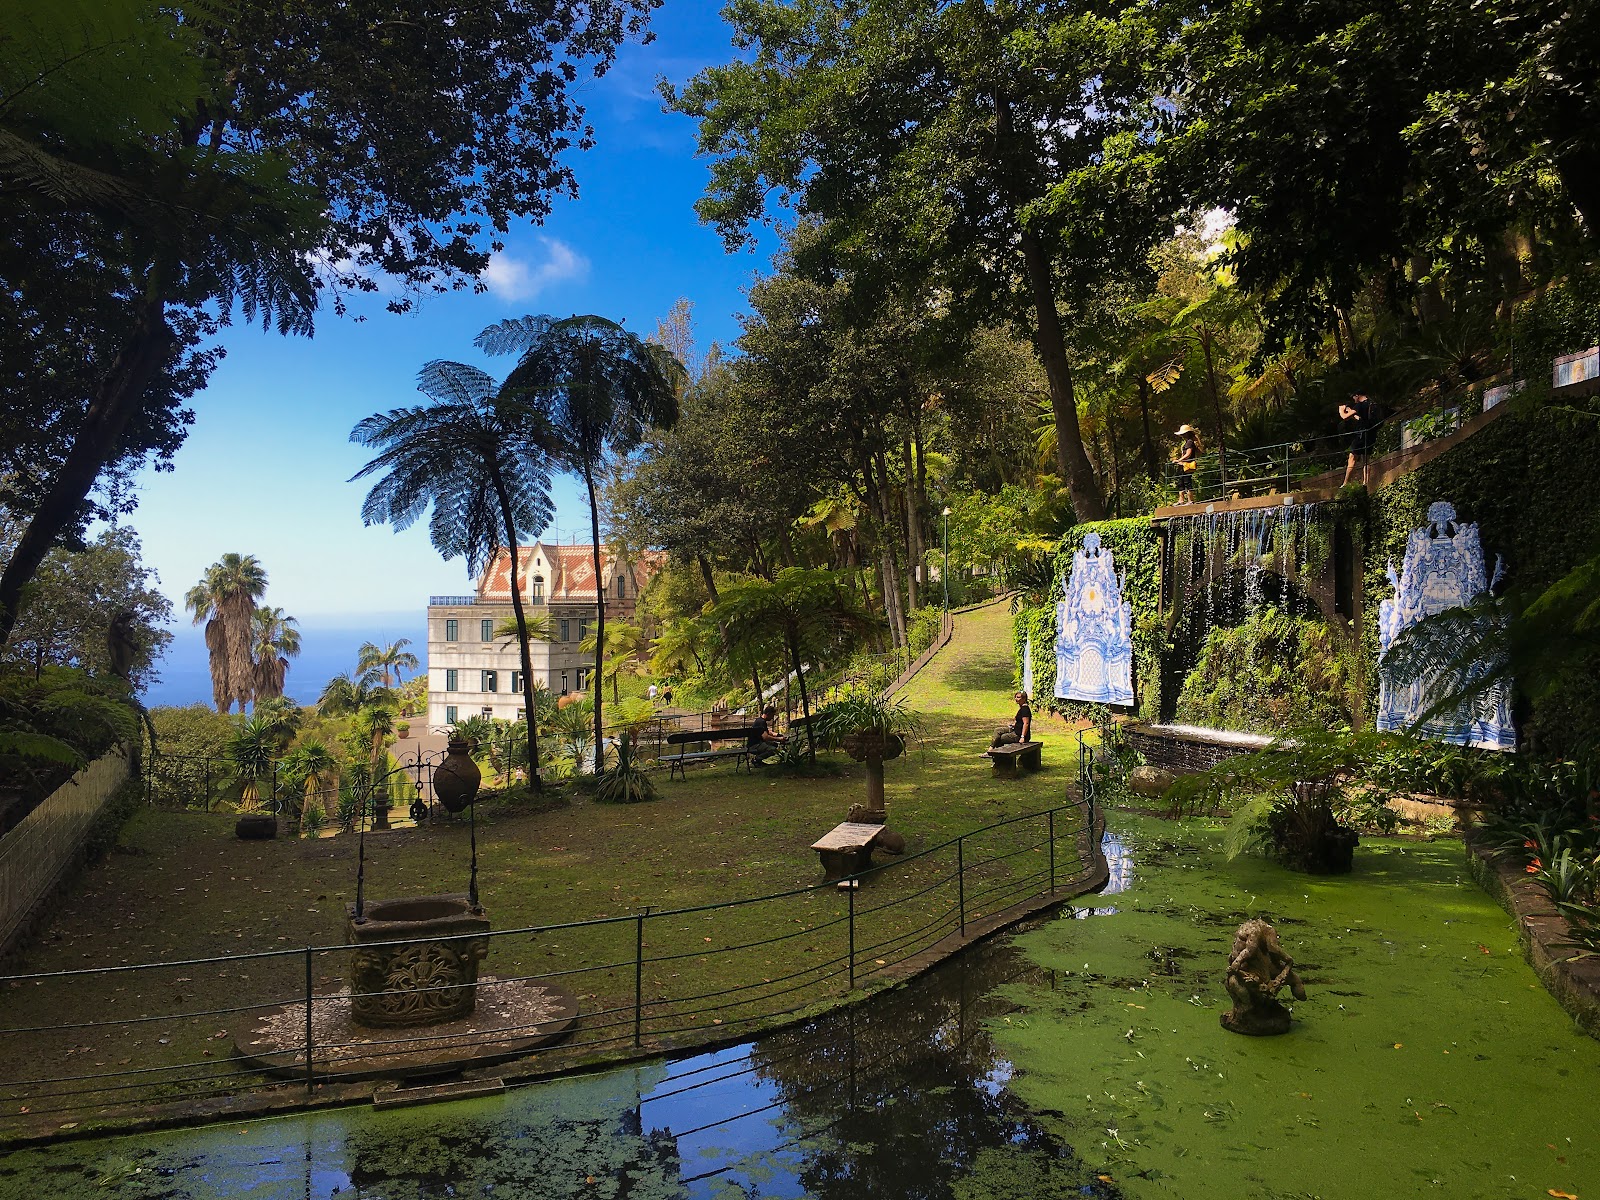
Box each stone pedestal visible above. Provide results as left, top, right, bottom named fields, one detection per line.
left=347, top=894, right=490, bottom=1028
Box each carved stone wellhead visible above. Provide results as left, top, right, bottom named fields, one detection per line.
left=346, top=894, right=490, bottom=1028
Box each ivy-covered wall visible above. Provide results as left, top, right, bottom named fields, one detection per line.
left=1364, top=401, right=1600, bottom=753
left=1013, top=517, right=1163, bottom=722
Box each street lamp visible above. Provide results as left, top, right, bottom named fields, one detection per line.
left=941, top=506, right=952, bottom=612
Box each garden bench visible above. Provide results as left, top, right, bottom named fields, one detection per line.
left=661, top=726, right=760, bottom=780
left=810, top=820, right=885, bottom=882
left=983, top=740, right=1044, bottom=774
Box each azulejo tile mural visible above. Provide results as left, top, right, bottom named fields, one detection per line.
left=1054, top=533, right=1134, bottom=705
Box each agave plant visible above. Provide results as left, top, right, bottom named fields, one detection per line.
left=594, top=732, right=657, bottom=804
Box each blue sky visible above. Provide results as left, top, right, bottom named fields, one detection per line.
left=127, top=0, right=775, bottom=630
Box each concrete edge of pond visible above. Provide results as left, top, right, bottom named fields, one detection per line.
left=1466, top=836, right=1600, bottom=1040
left=0, top=809, right=1111, bottom=1152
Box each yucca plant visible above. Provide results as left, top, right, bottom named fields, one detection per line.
left=594, top=732, right=656, bottom=804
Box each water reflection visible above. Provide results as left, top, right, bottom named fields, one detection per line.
left=2, top=841, right=1134, bottom=1200
left=1069, top=830, right=1131, bottom=919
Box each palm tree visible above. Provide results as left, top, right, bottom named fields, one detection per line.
left=317, top=671, right=393, bottom=718
left=252, top=606, right=301, bottom=701
left=185, top=554, right=267, bottom=714
left=479, top=314, right=684, bottom=771
left=350, top=360, right=555, bottom=789
left=357, top=638, right=419, bottom=689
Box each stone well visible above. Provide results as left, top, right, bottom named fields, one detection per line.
left=346, top=894, right=490, bottom=1028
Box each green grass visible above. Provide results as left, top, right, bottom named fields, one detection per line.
left=0, top=601, right=1091, bottom=1131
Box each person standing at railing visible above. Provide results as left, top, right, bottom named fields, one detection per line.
left=1172, top=425, right=1203, bottom=503
left=1340, top=392, right=1375, bottom=486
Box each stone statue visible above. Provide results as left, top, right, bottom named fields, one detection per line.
left=1221, top=918, right=1306, bottom=1036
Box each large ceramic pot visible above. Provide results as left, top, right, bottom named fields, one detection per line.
left=235, top=813, right=278, bottom=840
left=346, top=894, right=491, bottom=1027
left=434, top=736, right=482, bottom=814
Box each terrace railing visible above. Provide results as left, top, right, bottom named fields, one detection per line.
left=0, top=795, right=1101, bottom=1126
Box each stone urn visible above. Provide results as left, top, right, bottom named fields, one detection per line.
left=839, top=731, right=904, bottom=823
left=346, top=894, right=491, bottom=1027
left=434, top=735, right=482, bottom=814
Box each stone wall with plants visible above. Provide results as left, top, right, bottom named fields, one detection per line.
left=1013, top=517, right=1163, bottom=722
left=1363, top=397, right=1600, bottom=754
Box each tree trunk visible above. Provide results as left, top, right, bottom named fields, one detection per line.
left=1200, top=329, right=1228, bottom=484
left=870, top=452, right=907, bottom=647
left=223, top=592, right=255, bottom=714
left=1138, top=377, right=1160, bottom=482
left=584, top=468, right=607, bottom=776
left=784, top=619, right=817, bottom=764
left=993, top=88, right=1106, bottom=524
left=0, top=290, right=175, bottom=647
left=696, top=554, right=720, bottom=604
left=901, top=436, right=920, bottom=612
left=491, top=474, right=542, bottom=790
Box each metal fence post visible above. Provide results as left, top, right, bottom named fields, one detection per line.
left=634, top=909, right=647, bottom=1048
left=204, top=762, right=211, bottom=812
left=847, top=881, right=856, bottom=990
left=957, top=837, right=966, bottom=938
left=1048, top=808, right=1056, bottom=894
left=303, top=946, right=315, bottom=1095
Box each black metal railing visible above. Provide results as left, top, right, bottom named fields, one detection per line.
left=0, top=795, right=1100, bottom=1124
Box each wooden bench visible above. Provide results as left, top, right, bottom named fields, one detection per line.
left=983, top=740, right=1043, bottom=773
left=661, top=725, right=761, bottom=780
left=810, top=821, right=884, bottom=882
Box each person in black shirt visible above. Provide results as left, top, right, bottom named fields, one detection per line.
left=748, top=704, right=786, bottom=763
left=991, top=691, right=1034, bottom=747
left=1340, top=392, right=1374, bottom=486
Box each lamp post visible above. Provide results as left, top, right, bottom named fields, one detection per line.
left=942, top=505, right=952, bottom=612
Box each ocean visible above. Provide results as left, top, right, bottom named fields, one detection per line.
left=143, top=614, right=426, bottom=710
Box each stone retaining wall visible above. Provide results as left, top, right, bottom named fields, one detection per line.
left=1466, top=836, right=1600, bottom=1040
left=0, top=747, right=130, bottom=954
left=1125, top=726, right=1257, bottom=775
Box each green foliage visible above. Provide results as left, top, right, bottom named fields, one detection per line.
left=0, top=666, right=139, bottom=796
left=1175, top=606, right=1353, bottom=732
left=811, top=691, right=924, bottom=748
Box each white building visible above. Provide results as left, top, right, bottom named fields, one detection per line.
left=425, top=542, right=662, bottom=730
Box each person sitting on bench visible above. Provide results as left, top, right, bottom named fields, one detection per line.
left=748, top=704, right=787, bottom=763
left=991, top=691, right=1033, bottom=748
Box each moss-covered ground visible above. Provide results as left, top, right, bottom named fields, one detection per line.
left=985, top=811, right=1600, bottom=1200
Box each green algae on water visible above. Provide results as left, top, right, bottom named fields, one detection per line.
left=985, top=815, right=1600, bottom=1200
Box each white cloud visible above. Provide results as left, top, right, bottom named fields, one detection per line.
left=481, top=237, right=590, bottom=302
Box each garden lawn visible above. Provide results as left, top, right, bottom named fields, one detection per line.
left=984, top=808, right=1600, bottom=1200
left=0, top=600, right=1085, bottom=1131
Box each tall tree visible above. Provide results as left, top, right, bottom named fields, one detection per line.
left=669, top=0, right=1178, bottom=522
left=357, top=638, right=419, bottom=690
left=480, top=314, right=684, bottom=774
left=0, top=0, right=665, bottom=647
left=350, top=362, right=556, bottom=787
left=184, top=553, right=266, bottom=714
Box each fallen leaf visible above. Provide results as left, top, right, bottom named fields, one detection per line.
left=1393, top=1043, right=1403, bottom=1049
left=1547, top=1191, right=1578, bottom=1199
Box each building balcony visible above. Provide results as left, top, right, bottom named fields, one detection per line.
left=429, top=595, right=480, bottom=606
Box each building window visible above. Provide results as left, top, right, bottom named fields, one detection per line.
left=576, top=667, right=588, bottom=691
left=444, top=618, right=459, bottom=642
left=615, top=573, right=626, bottom=599
left=578, top=619, right=589, bottom=644
left=481, top=669, right=498, bottom=693
left=481, top=706, right=493, bottom=717
left=510, top=670, right=522, bottom=692
left=480, top=618, right=494, bottom=642
left=561, top=670, right=570, bottom=693
left=532, top=575, right=545, bottom=602
left=560, top=618, right=570, bottom=642
left=445, top=704, right=458, bottom=724
left=445, top=668, right=458, bottom=691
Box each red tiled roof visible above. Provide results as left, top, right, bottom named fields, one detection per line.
left=476, top=543, right=663, bottom=603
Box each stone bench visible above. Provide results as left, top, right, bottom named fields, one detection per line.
left=810, top=821, right=885, bottom=882
left=983, top=740, right=1043, bottom=773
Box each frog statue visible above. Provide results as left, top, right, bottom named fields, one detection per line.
left=1221, top=918, right=1307, bottom=1036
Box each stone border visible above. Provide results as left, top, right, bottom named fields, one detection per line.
left=1464, top=836, right=1600, bottom=1039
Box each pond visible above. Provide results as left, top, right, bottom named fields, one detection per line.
left=3, top=822, right=1595, bottom=1200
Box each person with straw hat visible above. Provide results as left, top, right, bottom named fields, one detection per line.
left=1172, top=424, right=1203, bottom=503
